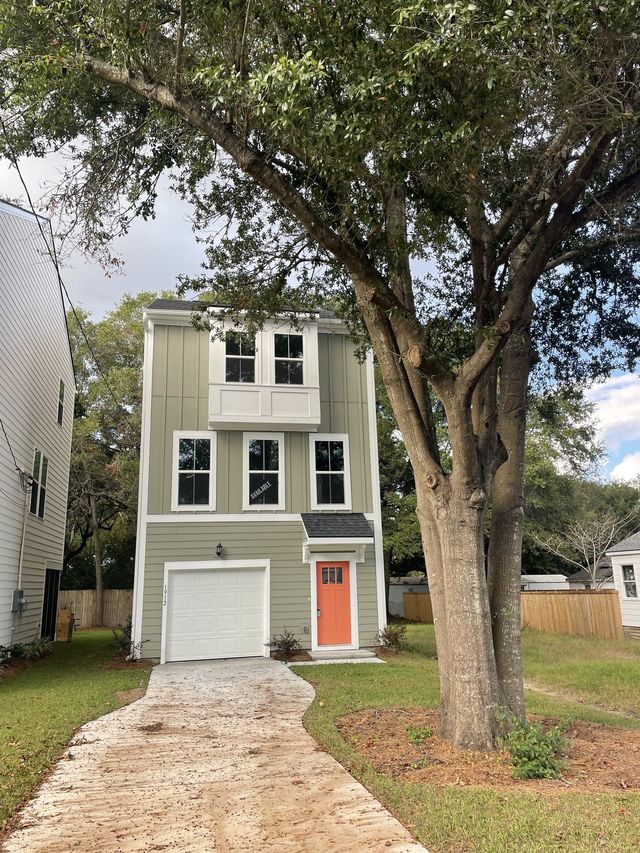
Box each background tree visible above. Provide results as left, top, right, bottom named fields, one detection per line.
left=63, top=292, right=161, bottom=621
left=3, top=1, right=640, bottom=749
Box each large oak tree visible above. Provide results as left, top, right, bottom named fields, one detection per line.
left=2, top=1, right=640, bottom=748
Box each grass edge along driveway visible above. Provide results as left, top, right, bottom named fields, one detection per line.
left=293, top=625, right=640, bottom=853
left=0, top=630, right=151, bottom=830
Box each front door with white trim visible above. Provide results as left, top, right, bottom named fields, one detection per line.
left=316, top=561, right=351, bottom=645
left=165, top=566, right=265, bottom=662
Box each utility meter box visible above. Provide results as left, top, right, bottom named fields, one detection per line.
left=11, top=589, right=25, bottom=615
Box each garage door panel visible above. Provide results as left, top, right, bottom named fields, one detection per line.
left=165, top=567, right=266, bottom=662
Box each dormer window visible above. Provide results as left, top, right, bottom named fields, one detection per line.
left=274, top=334, right=303, bottom=385
left=225, top=332, right=255, bottom=383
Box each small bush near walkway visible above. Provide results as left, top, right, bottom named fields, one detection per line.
left=0, top=630, right=151, bottom=830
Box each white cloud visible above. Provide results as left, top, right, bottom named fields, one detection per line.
left=0, top=152, right=204, bottom=319
left=586, top=374, right=640, bottom=452
left=610, top=452, right=640, bottom=482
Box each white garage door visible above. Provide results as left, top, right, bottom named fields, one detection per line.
left=165, top=567, right=266, bottom=662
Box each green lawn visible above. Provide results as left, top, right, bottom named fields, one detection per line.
left=0, top=630, right=151, bottom=829
left=293, top=625, right=640, bottom=853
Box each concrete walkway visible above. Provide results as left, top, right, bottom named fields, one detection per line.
left=3, top=659, right=427, bottom=852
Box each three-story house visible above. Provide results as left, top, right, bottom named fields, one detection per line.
left=132, top=299, right=385, bottom=662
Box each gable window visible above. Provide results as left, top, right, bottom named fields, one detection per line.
left=310, top=434, right=351, bottom=509
left=57, top=380, right=65, bottom=425
left=171, top=432, right=216, bottom=511
left=30, top=448, right=48, bottom=519
left=225, top=332, right=255, bottom=383
left=243, top=432, right=285, bottom=510
left=274, top=334, right=303, bottom=385
left=622, top=565, right=638, bottom=598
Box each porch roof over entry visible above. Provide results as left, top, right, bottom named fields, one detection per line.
left=301, top=513, right=373, bottom=540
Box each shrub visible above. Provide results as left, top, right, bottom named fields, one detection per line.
left=498, top=714, right=568, bottom=780
left=407, top=724, right=433, bottom=745
left=112, top=618, right=148, bottom=659
left=375, top=623, right=408, bottom=652
left=0, top=638, right=53, bottom=665
left=268, top=628, right=301, bottom=659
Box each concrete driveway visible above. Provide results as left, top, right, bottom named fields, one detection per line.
left=3, top=659, right=427, bottom=852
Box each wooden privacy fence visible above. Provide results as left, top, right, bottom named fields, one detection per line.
left=403, top=592, right=434, bottom=624
left=57, top=589, right=133, bottom=628
left=521, top=590, right=623, bottom=641
left=403, top=590, right=624, bottom=641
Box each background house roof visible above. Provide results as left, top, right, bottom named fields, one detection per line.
left=607, top=531, right=640, bottom=553
left=146, top=297, right=337, bottom=319
left=301, top=513, right=373, bottom=539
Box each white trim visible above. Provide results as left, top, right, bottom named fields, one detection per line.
left=132, top=317, right=154, bottom=654
left=160, top=559, right=270, bottom=664
left=242, top=432, right=286, bottom=511
left=303, top=542, right=366, bottom=564
left=170, top=430, right=217, bottom=512
left=366, top=351, right=387, bottom=632
left=308, top=433, right=352, bottom=510
left=147, top=513, right=302, bottom=523
left=0, top=198, right=49, bottom=223
left=305, top=537, right=371, bottom=546
left=310, top=553, right=359, bottom=651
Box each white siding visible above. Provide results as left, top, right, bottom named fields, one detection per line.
left=610, top=554, right=640, bottom=628
left=0, top=202, right=75, bottom=645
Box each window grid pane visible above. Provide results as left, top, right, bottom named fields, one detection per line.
left=314, top=438, right=346, bottom=505
left=624, top=582, right=638, bottom=598
left=248, top=437, right=281, bottom=505
left=177, top=437, right=212, bottom=506
left=225, top=332, right=255, bottom=382
left=274, top=334, right=303, bottom=385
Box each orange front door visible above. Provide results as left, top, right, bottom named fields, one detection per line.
left=316, top=562, right=351, bottom=645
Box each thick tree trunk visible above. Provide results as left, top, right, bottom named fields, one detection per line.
left=416, top=475, right=501, bottom=749
left=486, top=327, right=532, bottom=718
left=89, top=492, right=104, bottom=627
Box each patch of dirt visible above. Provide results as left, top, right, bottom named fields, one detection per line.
left=117, top=687, right=146, bottom=705
left=336, top=707, right=640, bottom=793
left=0, top=659, right=34, bottom=681
left=138, top=721, right=164, bottom=733
left=271, top=651, right=313, bottom=662
left=104, top=657, right=153, bottom=670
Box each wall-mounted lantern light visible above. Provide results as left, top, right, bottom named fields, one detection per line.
left=216, top=542, right=223, bottom=557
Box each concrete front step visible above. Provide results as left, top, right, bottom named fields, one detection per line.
left=290, top=648, right=384, bottom=665
left=311, top=648, right=377, bottom=660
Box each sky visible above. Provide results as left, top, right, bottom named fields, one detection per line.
left=1, top=153, right=639, bottom=483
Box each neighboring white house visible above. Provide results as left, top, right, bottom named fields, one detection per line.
left=0, top=200, right=75, bottom=646
left=389, top=576, right=429, bottom=617
left=520, top=574, right=569, bottom=591
left=606, top=533, right=640, bottom=637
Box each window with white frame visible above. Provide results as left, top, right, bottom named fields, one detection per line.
left=622, top=565, right=638, bottom=598
left=172, top=432, right=216, bottom=510
left=274, top=333, right=303, bottom=385
left=310, top=434, right=351, bottom=509
left=225, top=332, right=256, bottom=383
left=30, top=448, right=48, bottom=519
left=244, top=433, right=285, bottom=509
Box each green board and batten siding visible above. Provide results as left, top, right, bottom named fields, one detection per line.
left=147, top=325, right=373, bottom=514
left=140, top=322, right=380, bottom=658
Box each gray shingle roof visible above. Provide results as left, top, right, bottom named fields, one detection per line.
left=608, top=531, right=640, bottom=553
left=147, top=298, right=336, bottom=319
left=301, top=513, right=373, bottom=539
left=569, top=564, right=612, bottom=582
